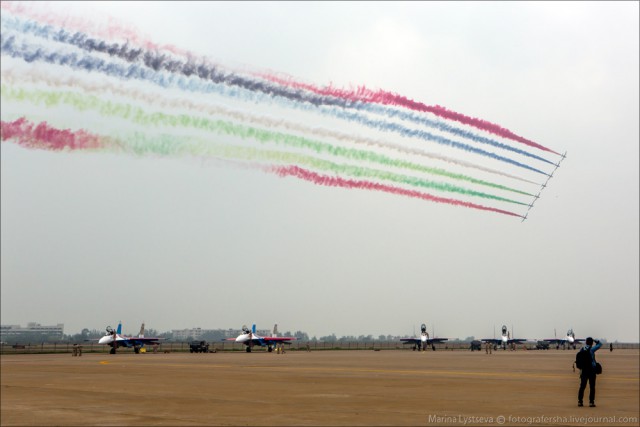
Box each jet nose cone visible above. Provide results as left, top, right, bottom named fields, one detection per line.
left=98, top=336, right=111, bottom=345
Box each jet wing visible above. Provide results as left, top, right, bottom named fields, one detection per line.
left=507, top=339, right=527, bottom=344
left=400, top=338, right=421, bottom=345
left=259, top=337, right=297, bottom=345
left=542, top=339, right=565, bottom=345
left=123, top=337, right=162, bottom=346
left=481, top=339, right=502, bottom=345
left=428, top=338, right=448, bottom=344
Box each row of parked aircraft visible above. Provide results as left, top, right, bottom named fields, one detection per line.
left=96, top=322, right=296, bottom=353
left=401, top=324, right=583, bottom=351
left=96, top=322, right=583, bottom=354
left=474, top=326, right=582, bottom=351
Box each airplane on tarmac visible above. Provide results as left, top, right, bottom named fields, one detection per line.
left=400, top=323, right=448, bottom=351
left=481, top=325, right=527, bottom=350
left=543, top=328, right=583, bottom=350
left=226, top=324, right=296, bottom=352
left=97, top=322, right=162, bottom=354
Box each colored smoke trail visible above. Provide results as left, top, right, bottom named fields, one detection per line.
left=0, top=13, right=559, bottom=159
left=0, top=33, right=549, bottom=175
left=0, top=4, right=566, bottom=219
left=113, top=133, right=528, bottom=206
left=0, top=117, right=102, bottom=150
left=318, top=105, right=550, bottom=175
left=272, top=166, right=523, bottom=218
left=265, top=75, right=561, bottom=155
left=0, top=118, right=525, bottom=215
left=0, top=67, right=539, bottom=186
left=0, top=1, right=194, bottom=59
left=0, top=84, right=535, bottom=197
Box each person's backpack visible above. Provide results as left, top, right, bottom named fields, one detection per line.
left=575, top=347, right=592, bottom=370
left=595, top=362, right=602, bottom=375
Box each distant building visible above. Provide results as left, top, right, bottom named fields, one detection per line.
left=172, top=327, right=206, bottom=341
left=0, top=322, right=64, bottom=339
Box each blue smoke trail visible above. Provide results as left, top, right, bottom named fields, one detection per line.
left=1, top=14, right=555, bottom=166
left=0, top=31, right=548, bottom=175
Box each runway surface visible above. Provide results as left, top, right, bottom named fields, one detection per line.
left=1, top=349, right=638, bottom=426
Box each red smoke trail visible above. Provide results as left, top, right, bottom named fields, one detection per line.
left=272, top=165, right=523, bottom=218
left=0, top=118, right=522, bottom=217
left=4, top=1, right=556, bottom=157
left=261, top=74, right=559, bottom=156
left=0, top=118, right=102, bottom=150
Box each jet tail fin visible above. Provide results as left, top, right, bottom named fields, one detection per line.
left=139, top=322, right=145, bottom=338
left=116, top=322, right=122, bottom=335
left=273, top=324, right=279, bottom=337
left=252, top=324, right=256, bottom=335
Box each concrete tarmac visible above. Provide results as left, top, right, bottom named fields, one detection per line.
left=1, top=349, right=638, bottom=426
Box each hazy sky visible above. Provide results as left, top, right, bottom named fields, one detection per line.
left=1, top=1, right=638, bottom=341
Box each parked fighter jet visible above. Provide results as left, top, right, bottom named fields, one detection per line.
left=544, top=328, right=583, bottom=350
left=400, top=323, right=448, bottom=351
left=227, top=324, right=296, bottom=352
left=98, top=322, right=162, bottom=354
left=481, top=325, right=527, bottom=350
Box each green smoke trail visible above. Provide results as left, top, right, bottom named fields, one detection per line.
left=0, top=84, right=534, bottom=197
left=96, top=131, right=525, bottom=205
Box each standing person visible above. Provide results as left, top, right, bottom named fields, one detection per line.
left=609, top=343, right=613, bottom=352
left=487, top=342, right=493, bottom=354
left=577, top=337, right=602, bottom=407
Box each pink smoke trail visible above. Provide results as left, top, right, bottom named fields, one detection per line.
left=0, top=117, right=102, bottom=150
left=3, top=1, right=558, bottom=157
left=272, top=165, right=523, bottom=218
left=0, top=1, right=191, bottom=59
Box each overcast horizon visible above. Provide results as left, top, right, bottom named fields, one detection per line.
left=2, top=2, right=638, bottom=342
left=2, top=321, right=636, bottom=344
